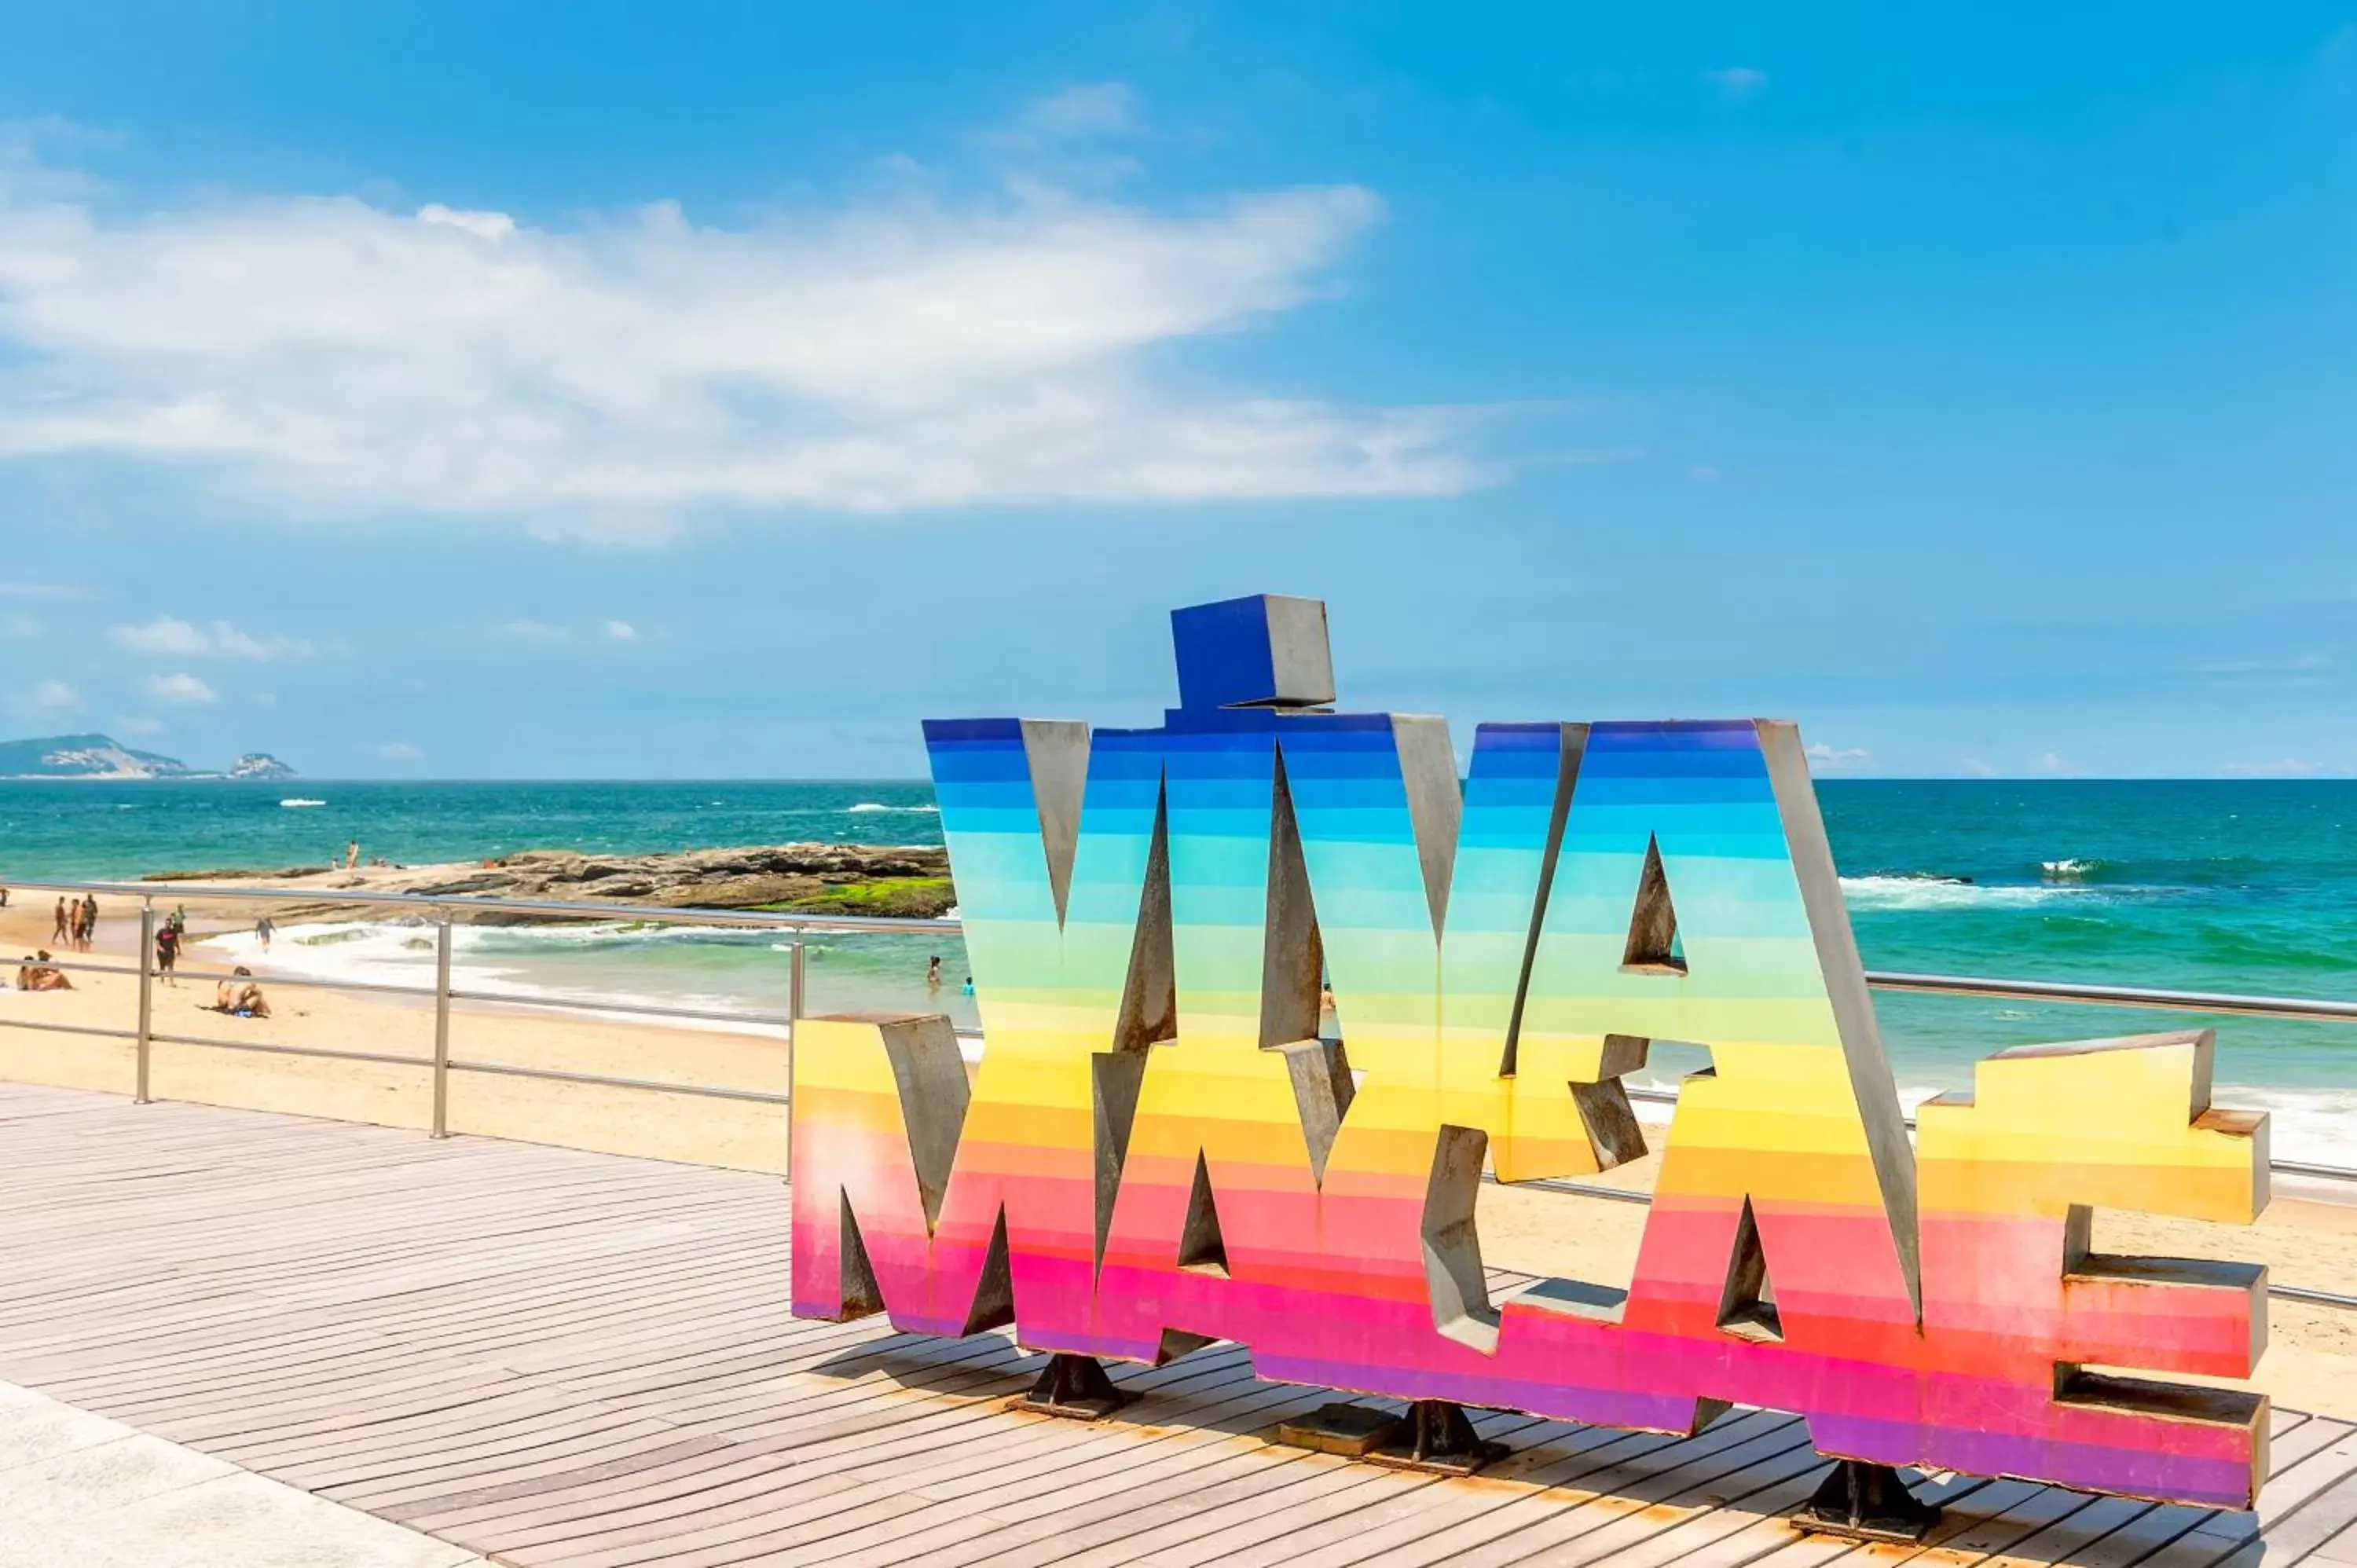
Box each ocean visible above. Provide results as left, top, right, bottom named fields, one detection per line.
left=4, top=778, right=2354, bottom=1154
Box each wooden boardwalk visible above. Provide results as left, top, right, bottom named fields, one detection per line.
left=3, top=1080, right=2356, bottom=1568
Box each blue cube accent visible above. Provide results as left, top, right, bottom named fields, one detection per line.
left=1171, top=596, right=1278, bottom=711
left=1170, top=594, right=1334, bottom=712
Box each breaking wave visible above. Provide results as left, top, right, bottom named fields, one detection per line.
left=1838, top=874, right=2085, bottom=911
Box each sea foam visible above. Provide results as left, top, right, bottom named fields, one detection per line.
left=1838, top=874, right=2083, bottom=911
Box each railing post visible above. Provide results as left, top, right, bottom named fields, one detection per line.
left=786, top=938, right=805, bottom=1167
left=431, top=916, right=453, bottom=1139
left=134, top=902, right=155, bottom=1104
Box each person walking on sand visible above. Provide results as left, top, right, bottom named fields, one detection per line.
left=256, top=914, right=275, bottom=954
left=50, top=899, right=68, bottom=946
left=346, top=841, right=360, bottom=870
left=154, top=921, right=180, bottom=985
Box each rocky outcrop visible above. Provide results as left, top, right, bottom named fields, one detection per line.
left=145, top=842, right=955, bottom=922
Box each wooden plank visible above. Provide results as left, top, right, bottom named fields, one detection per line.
left=1122, top=1416, right=1816, bottom=1568
left=1259, top=1418, right=1827, bottom=1568
left=0, top=1081, right=2336, bottom=1568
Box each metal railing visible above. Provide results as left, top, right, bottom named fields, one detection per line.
left=5, top=874, right=2355, bottom=1309
left=0, top=877, right=896, bottom=1132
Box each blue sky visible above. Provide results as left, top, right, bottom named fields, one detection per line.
left=0, top=3, right=2351, bottom=779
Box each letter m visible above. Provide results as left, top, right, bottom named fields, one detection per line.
left=790, top=717, right=1169, bottom=1350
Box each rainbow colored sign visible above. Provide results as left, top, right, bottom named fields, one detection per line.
left=790, top=594, right=2271, bottom=1509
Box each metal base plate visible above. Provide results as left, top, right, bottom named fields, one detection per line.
left=1790, top=1460, right=1941, bottom=1543
left=1013, top=1354, right=1136, bottom=1423
left=1277, top=1400, right=1508, bottom=1476
left=1014, top=1390, right=1135, bottom=1422
left=1277, top=1402, right=1406, bottom=1457
left=1362, top=1437, right=1511, bottom=1477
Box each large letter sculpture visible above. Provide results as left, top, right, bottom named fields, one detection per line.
left=791, top=594, right=2269, bottom=1511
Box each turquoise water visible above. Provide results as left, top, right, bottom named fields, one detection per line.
left=5, top=779, right=2355, bottom=1147
left=1818, top=782, right=2357, bottom=1156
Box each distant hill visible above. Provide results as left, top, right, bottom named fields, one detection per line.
left=0, top=734, right=297, bottom=780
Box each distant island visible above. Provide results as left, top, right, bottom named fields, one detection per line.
left=0, top=733, right=297, bottom=781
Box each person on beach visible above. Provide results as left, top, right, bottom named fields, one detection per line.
left=20, top=952, right=70, bottom=991
left=154, top=921, right=180, bottom=985
left=346, top=841, right=360, bottom=870
left=960, top=976, right=974, bottom=997
left=50, top=899, right=67, bottom=945
left=256, top=914, right=275, bottom=953
left=926, top=955, right=943, bottom=990
left=76, top=896, right=97, bottom=952
left=210, top=966, right=269, bottom=1019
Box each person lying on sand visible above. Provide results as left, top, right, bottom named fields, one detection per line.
left=17, top=952, right=72, bottom=991
left=208, top=966, right=271, bottom=1019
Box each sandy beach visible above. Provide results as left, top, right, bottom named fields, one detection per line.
left=0, top=895, right=794, bottom=1174
left=4, top=892, right=2356, bottom=1420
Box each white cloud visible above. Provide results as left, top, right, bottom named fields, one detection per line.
left=109, top=615, right=313, bottom=660
left=1706, top=67, right=1769, bottom=98
left=115, top=714, right=162, bottom=734
left=2036, top=751, right=2079, bottom=776
left=144, top=672, right=219, bottom=705
left=0, top=580, right=91, bottom=600
left=2194, top=654, right=2330, bottom=675
left=1959, top=757, right=1998, bottom=779
left=377, top=741, right=422, bottom=761
left=0, top=113, right=1493, bottom=533
left=417, top=203, right=517, bottom=242
left=1, top=611, right=38, bottom=637
left=1805, top=742, right=1871, bottom=772
left=496, top=617, right=647, bottom=643
left=2223, top=758, right=2326, bottom=777
left=16, top=677, right=77, bottom=714
left=1017, top=83, right=1142, bottom=141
